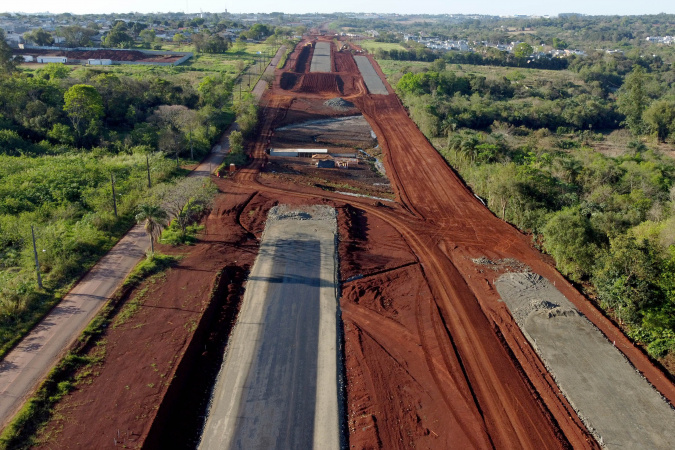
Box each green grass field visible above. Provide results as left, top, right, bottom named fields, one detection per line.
left=376, top=59, right=430, bottom=77
left=359, top=40, right=408, bottom=53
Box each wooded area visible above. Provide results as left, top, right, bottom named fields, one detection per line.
left=0, top=26, right=277, bottom=357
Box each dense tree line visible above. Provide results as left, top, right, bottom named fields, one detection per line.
left=395, top=68, right=621, bottom=134
left=392, top=57, right=675, bottom=360
left=0, top=50, right=236, bottom=354
left=439, top=130, right=675, bottom=358
left=373, top=46, right=571, bottom=70
left=0, top=64, right=233, bottom=154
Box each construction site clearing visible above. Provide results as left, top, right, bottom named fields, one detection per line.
left=13, top=47, right=191, bottom=65
left=20, top=36, right=675, bottom=450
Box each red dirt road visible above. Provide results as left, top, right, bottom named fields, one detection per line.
left=31, top=38, right=675, bottom=449
left=233, top=39, right=584, bottom=449
left=244, top=39, right=675, bottom=448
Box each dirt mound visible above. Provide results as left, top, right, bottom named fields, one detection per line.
left=280, top=72, right=300, bottom=90
left=294, top=45, right=312, bottom=73
left=324, top=97, right=354, bottom=111
left=299, top=73, right=343, bottom=94
left=280, top=72, right=344, bottom=95
left=334, top=51, right=358, bottom=73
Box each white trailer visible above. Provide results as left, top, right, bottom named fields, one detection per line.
left=88, top=59, right=112, bottom=65
left=37, top=56, right=67, bottom=64
left=21, top=55, right=34, bottom=62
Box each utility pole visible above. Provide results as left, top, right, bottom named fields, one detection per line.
left=146, top=155, right=152, bottom=188
left=31, top=225, right=43, bottom=289
left=189, top=127, right=194, bottom=160
left=111, top=173, right=117, bottom=217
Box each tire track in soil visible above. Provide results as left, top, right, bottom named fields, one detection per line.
left=222, top=40, right=641, bottom=448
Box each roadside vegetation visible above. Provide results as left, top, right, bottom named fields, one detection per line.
left=0, top=25, right=273, bottom=357
left=370, top=25, right=675, bottom=366
left=0, top=251, right=178, bottom=449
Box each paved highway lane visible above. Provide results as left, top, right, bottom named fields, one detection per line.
left=199, top=206, right=339, bottom=450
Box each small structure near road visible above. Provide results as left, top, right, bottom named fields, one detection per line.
left=268, top=148, right=328, bottom=158
left=335, top=157, right=359, bottom=168
left=312, top=154, right=359, bottom=169
left=37, top=56, right=67, bottom=63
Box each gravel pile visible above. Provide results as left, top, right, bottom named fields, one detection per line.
left=472, top=256, right=530, bottom=272
left=324, top=97, right=355, bottom=111
left=267, top=204, right=337, bottom=224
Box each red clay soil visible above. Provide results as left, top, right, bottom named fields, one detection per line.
left=32, top=38, right=675, bottom=449
left=248, top=40, right=675, bottom=448
left=278, top=40, right=363, bottom=97
left=15, top=48, right=183, bottom=63
left=33, top=187, right=261, bottom=449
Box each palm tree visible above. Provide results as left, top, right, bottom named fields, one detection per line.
left=135, top=204, right=168, bottom=256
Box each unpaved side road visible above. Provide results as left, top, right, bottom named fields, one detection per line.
left=199, top=205, right=339, bottom=450
left=496, top=272, right=675, bottom=449
left=252, top=45, right=287, bottom=100
left=0, top=227, right=146, bottom=429
left=0, top=108, right=249, bottom=432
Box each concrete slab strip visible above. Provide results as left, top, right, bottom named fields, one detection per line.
left=354, top=56, right=388, bottom=95
left=310, top=42, right=331, bottom=73
left=199, top=205, right=339, bottom=450
left=496, top=272, right=675, bottom=449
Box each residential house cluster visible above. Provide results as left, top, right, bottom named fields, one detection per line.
left=646, top=36, right=674, bottom=45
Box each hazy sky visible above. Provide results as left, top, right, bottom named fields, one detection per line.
left=7, top=0, right=675, bottom=16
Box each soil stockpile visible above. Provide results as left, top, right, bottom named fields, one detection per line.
left=324, top=97, right=355, bottom=111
